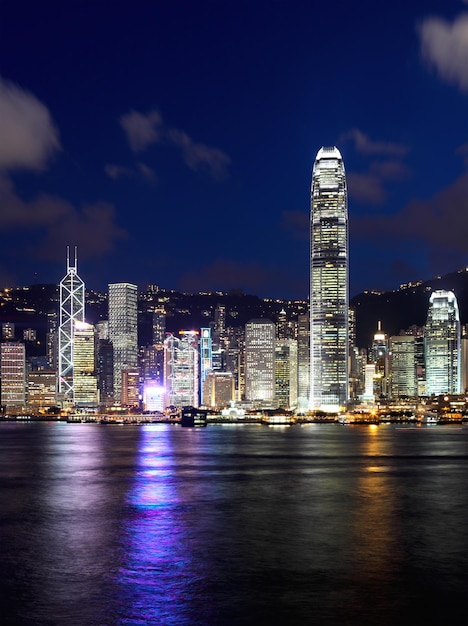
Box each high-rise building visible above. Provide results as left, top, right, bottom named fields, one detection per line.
left=389, top=335, right=417, bottom=398
left=164, top=331, right=199, bottom=407
left=0, top=342, right=26, bottom=410
left=297, top=313, right=310, bottom=411
left=371, top=322, right=389, bottom=398
left=27, top=370, right=57, bottom=411
left=73, top=321, right=99, bottom=408
left=203, top=371, right=235, bottom=409
left=425, top=290, right=461, bottom=395
left=108, top=283, right=138, bottom=403
left=244, top=319, right=275, bottom=404
left=200, top=328, right=212, bottom=405
left=275, top=338, right=298, bottom=409
left=58, top=247, right=85, bottom=402
left=310, top=146, right=348, bottom=410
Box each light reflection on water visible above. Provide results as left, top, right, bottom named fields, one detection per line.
left=1, top=423, right=468, bottom=625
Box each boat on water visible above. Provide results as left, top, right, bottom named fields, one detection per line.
left=420, top=412, right=439, bottom=425
left=338, top=412, right=380, bottom=425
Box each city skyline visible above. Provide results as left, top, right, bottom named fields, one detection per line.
left=1, top=2, right=468, bottom=298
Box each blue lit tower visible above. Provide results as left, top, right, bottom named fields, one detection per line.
left=425, top=290, right=461, bottom=395
left=58, top=247, right=85, bottom=401
left=310, top=147, right=349, bottom=411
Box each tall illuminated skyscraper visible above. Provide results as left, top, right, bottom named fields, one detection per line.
left=245, top=319, right=275, bottom=404
left=0, top=342, right=26, bottom=410
left=108, top=283, right=138, bottom=403
left=310, top=146, right=348, bottom=410
left=425, top=290, right=461, bottom=395
left=73, top=321, right=98, bottom=407
left=58, top=247, right=85, bottom=401
left=164, top=331, right=199, bottom=407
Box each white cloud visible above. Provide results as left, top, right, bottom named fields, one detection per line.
left=341, top=128, right=408, bottom=157
left=0, top=76, right=60, bottom=170
left=120, top=110, right=162, bottom=152
left=167, top=128, right=231, bottom=180
left=119, top=108, right=231, bottom=180
left=419, top=14, right=468, bottom=91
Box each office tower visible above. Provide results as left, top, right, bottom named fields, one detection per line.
left=27, top=370, right=57, bottom=411
left=297, top=313, right=310, bottom=411
left=244, top=319, right=275, bottom=404
left=203, top=371, right=235, bottom=409
left=371, top=322, right=389, bottom=398
left=152, top=308, right=166, bottom=345
left=389, top=336, right=417, bottom=398
left=0, top=342, right=26, bottom=410
left=310, top=146, right=348, bottom=411
left=121, top=369, right=140, bottom=407
left=73, top=321, right=98, bottom=408
left=58, top=247, right=85, bottom=401
left=164, top=331, right=199, bottom=407
left=214, top=304, right=226, bottom=343
left=95, top=321, right=109, bottom=340
left=97, top=338, right=114, bottom=406
left=425, top=290, right=461, bottom=395
left=200, top=328, right=212, bottom=405
left=108, top=283, right=138, bottom=403
left=275, top=338, right=298, bottom=409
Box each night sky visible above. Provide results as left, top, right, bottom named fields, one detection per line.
left=1, top=0, right=468, bottom=299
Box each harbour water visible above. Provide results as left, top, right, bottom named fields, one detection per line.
left=1, top=422, right=468, bottom=625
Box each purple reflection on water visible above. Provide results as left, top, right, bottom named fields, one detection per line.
left=118, top=425, right=202, bottom=626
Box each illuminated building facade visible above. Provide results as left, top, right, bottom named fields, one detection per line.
left=121, top=369, right=140, bottom=407
left=58, top=247, right=85, bottom=401
left=164, top=331, right=199, bottom=407
left=275, top=339, right=298, bottom=409
left=297, top=313, right=310, bottom=411
left=73, top=321, right=98, bottom=407
left=0, top=342, right=26, bottom=410
left=108, top=283, right=138, bottom=403
left=425, top=290, right=461, bottom=395
left=245, top=319, right=275, bottom=403
left=200, top=328, right=212, bottom=405
left=389, top=335, right=417, bottom=398
left=203, top=371, right=235, bottom=408
left=27, top=370, right=57, bottom=410
left=371, top=322, right=389, bottom=398
left=310, top=146, right=348, bottom=410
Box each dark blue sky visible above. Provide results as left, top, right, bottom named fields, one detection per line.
left=1, top=0, right=468, bottom=298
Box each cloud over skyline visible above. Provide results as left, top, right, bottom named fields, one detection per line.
left=419, top=13, right=468, bottom=92
left=120, top=108, right=231, bottom=180
left=0, top=176, right=127, bottom=261
left=0, top=76, right=60, bottom=171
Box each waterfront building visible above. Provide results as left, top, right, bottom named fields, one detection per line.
left=58, top=247, right=85, bottom=402
left=389, top=335, right=417, bottom=398
left=200, top=328, right=213, bottom=405
left=425, top=290, right=461, bottom=395
left=296, top=313, right=310, bottom=412
left=27, top=370, right=57, bottom=411
left=0, top=342, right=26, bottom=410
left=245, top=319, right=275, bottom=404
left=73, top=321, right=99, bottom=408
left=275, top=339, right=298, bottom=409
left=97, top=338, right=114, bottom=406
left=121, top=368, right=140, bottom=407
left=371, top=322, right=389, bottom=398
left=164, top=331, right=199, bottom=407
left=203, top=371, right=235, bottom=409
left=309, top=146, right=348, bottom=411
left=108, top=283, right=138, bottom=403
